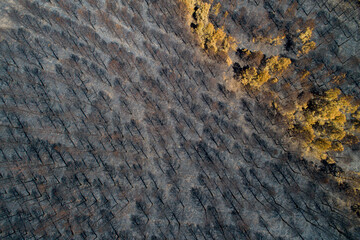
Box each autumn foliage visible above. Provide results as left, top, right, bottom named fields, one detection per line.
left=180, top=0, right=236, bottom=65
left=236, top=52, right=291, bottom=89
left=297, top=27, right=316, bottom=55
left=289, top=88, right=359, bottom=158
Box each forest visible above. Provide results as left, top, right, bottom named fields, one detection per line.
left=0, top=0, right=360, bottom=239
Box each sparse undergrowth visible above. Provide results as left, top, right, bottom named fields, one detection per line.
left=253, top=34, right=285, bottom=46
left=231, top=49, right=360, bottom=217
left=178, top=0, right=360, bottom=218
left=231, top=48, right=359, bottom=165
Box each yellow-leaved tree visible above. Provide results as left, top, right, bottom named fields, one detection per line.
left=291, top=88, right=359, bottom=159
left=297, top=27, right=316, bottom=55
left=239, top=56, right=291, bottom=88
left=180, top=0, right=236, bottom=65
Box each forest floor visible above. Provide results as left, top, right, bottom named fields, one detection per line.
left=0, top=0, right=359, bottom=239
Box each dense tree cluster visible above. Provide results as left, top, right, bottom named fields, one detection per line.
left=180, top=0, right=236, bottom=65
left=232, top=49, right=291, bottom=89
left=290, top=89, right=359, bottom=157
